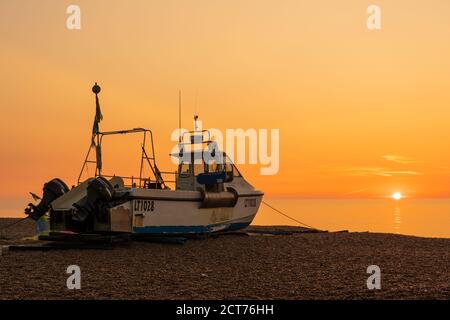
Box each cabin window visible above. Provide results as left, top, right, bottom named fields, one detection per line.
left=206, top=160, right=219, bottom=173
left=233, top=164, right=242, bottom=177
left=179, top=162, right=190, bottom=176
left=223, top=154, right=241, bottom=177
left=225, top=163, right=241, bottom=177
left=193, top=163, right=205, bottom=176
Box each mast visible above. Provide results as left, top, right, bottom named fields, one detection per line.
left=77, top=83, right=103, bottom=184
left=92, top=83, right=102, bottom=176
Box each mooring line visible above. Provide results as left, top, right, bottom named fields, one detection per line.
left=262, top=200, right=321, bottom=231
left=0, top=217, right=29, bottom=238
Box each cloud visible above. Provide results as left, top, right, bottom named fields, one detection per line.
left=382, top=155, right=420, bottom=164
left=344, top=188, right=368, bottom=195
left=382, top=170, right=421, bottom=176
left=339, top=166, right=421, bottom=177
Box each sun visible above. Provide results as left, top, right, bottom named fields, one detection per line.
left=392, top=192, right=402, bottom=200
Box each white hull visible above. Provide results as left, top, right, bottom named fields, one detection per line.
left=112, top=189, right=263, bottom=234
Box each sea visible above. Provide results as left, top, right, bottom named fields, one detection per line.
left=253, top=199, right=450, bottom=238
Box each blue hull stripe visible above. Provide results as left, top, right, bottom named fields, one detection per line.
left=133, top=222, right=250, bottom=234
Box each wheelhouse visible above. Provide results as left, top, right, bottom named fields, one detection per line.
left=172, top=130, right=242, bottom=192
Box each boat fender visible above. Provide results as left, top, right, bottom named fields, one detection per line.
left=200, top=188, right=238, bottom=208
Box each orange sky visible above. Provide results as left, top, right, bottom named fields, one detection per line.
left=1, top=0, right=450, bottom=214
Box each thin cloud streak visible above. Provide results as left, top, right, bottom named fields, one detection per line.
left=335, top=166, right=421, bottom=177
left=382, top=155, right=421, bottom=164
left=344, top=188, right=369, bottom=195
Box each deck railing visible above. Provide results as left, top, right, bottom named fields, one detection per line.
left=100, top=171, right=177, bottom=189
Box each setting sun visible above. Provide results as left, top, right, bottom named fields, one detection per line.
left=392, top=192, right=402, bottom=200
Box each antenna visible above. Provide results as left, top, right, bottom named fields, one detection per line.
left=194, top=114, right=199, bottom=132
left=194, top=89, right=198, bottom=115
left=178, top=90, right=182, bottom=143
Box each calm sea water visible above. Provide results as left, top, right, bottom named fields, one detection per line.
left=253, top=199, right=450, bottom=238
left=1, top=199, right=449, bottom=238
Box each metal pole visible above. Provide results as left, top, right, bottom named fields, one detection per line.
left=138, top=131, right=147, bottom=188
left=96, top=134, right=101, bottom=177
left=77, top=144, right=93, bottom=185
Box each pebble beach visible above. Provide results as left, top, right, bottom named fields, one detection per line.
left=0, top=218, right=449, bottom=300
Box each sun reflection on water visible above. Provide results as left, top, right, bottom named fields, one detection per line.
left=393, top=206, right=401, bottom=234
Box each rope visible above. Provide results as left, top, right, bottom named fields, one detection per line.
left=262, top=200, right=321, bottom=231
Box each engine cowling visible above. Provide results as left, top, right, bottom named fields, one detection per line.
left=72, top=176, right=115, bottom=222
left=24, top=178, right=70, bottom=221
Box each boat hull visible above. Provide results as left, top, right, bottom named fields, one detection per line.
left=118, top=192, right=263, bottom=235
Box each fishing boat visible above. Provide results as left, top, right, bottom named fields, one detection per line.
left=24, top=84, right=263, bottom=236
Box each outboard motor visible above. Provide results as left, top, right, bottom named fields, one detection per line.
left=72, top=176, right=115, bottom=222
left=24, top=178, right=70, bottom=220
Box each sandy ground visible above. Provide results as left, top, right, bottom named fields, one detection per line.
left=0, top=218, right=449, bottom=300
